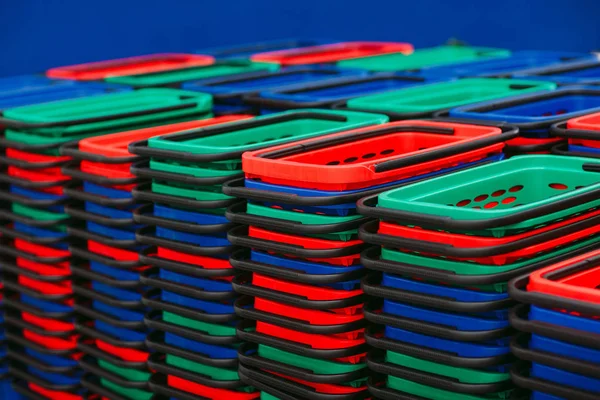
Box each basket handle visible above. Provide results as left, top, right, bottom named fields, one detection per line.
left=373, top=124, right=518, bottom=173
left=59, top=141, right=140, bottom=164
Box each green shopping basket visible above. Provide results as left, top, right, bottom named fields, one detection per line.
left=385, top=351, right=510, bottom=385
left=258, top=345, right=365, bottom=376
left=358, top=155, right=600, bottom=236
left=341, top=78, right=555, bottom=119
left=243, top=203, right=362, bottom=241
left=142, top=109, right=387, bottom=156
left=98, top=360, right=151, bottom=383
left=105, top=61, right=278, bottom=87
left=166, top=354, right=240, bottom=381
left=100, top=379, right=153, bottom=400
left=163, top=311, right=237, bottom=337
left=337, top=45, right=510, bottom=72
left=1, top=89, right=212, bottom=138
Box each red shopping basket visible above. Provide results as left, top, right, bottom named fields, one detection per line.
left=17, top=257, right=70, bottom=277
left=155, top=247, right=233, bottom=270
left=256, top=321, right=365, bottom=348
left=253, top=274, right=362, bottom=302
left=15, top=239, right=70, bottom=260
left=28, top=383, right=85, bottom=400
left=23, top=329, right=78, bottom=351
left=70, top=115, right=251, bottom=178
left=552, top=112, right=600, bottom=148
left=46, top=53, right=215, bottom=80
left=21, top=312, right=75, bottom=332
left=251, top=41, right=413, bottom=65
left=242, top=120, right=510, bottom=191
left=88, top=240, right=140, bottom=262
left=255, top=297, right=363, bottom=325
left=5, top=148, right=71, bottom=165
left=375, top=211, right=600, bottom=265
left=527, top=249, right=600, bottom=304
left=17, top=275, right=73, bottom=296
left=96, top=339, right=149, bottom=363
left=8, top=165, right=71, bottom=182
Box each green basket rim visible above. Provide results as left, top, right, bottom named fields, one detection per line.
left=385, top=351, right=509, bottom=384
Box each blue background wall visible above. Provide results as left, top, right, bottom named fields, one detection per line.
left=1, top=0, right=598, bottom=77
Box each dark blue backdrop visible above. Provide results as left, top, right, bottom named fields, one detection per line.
left=1, top=0, right=598, bottom=77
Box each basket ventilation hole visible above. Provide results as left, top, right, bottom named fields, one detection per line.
left=327, top=161, right=340, bottom=165
left=549, top=183, right=568, bottom=190
left=502, top=196, right=516, bottom=204
left=473, top=206, right=481, bottom=209
left=484, top=201, right=499, bottom=209
left=492, top=190, right=506, bottom=197
left=456, top=199, right=471, bottom=207
left=362, top=153, right=376, bottom=159
left=576, top=185, right=585, bottom=190
left=509, top=185, right=524, bottom=193
left=344, top=157, right=358, bottom=164
left=474, top=194, right=488, bottom=202
left=381, top=149, right=394, bottom=155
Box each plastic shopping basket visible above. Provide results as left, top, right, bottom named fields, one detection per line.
left=250, top=42, right=413, bottom=66
left=356, top=155, right=600, bottom=236
left=0, top=89, right=213, bottom=141
left=513, top=59, right=600, bottom=86
left=337, top=45, right=510, bottom=72
left=446, top=87, right=600, bottom=137
left=46, top=53, right=215, bottom=81
left=339, top=78, right=555, bottom=120
left=128, top=109, right=388, bottom=172
left=184, top=66, right=366, bottom=105
left=411, top=50, right=593, bottom=79
left=241, top=120, right=514, bottom=191
left=105, top=60, right=280, bottom=88
left=243, top=73, right=432, bottom=111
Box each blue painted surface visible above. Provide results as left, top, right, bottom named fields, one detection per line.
left=0, top=0, right=598, bottom=77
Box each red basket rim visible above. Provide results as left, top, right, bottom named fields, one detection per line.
left=379, top=207, right=600, bottom=265
left=88, top=241, right=140, bottom=262
left=28, top=383, right=85, bottom=400
left=156, top=247, right=233, bottom=270
left=256, top=321, right=364, bottom=349
left=243, top=120, right=505, bottom=191
left=46, top=53, right=215, bottom=81
left=8, top=165, right=71, bottom=182
left=5, top=148, right=71, bottom=164
left=96, top=339, right=149, bottom=362
left=23, top=329, right=78, bottom=351
left=255, top=298, right=363, bottom=324
left=253, top=273, right=362, bottom=301
left=17, top=275, right=73, bottom=295
left=249, top=227, right=361, bottom=250
left=78, top=115, right=251, bottom=158
left=22, top=311, right=75, bottom=331
left=566, top=111, right=600, bottom=132
left=528, top=248, right=600, bottom=304
left=15, top=239, right=71, bottom=258
left=251, top=41, right=413, bottom=65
